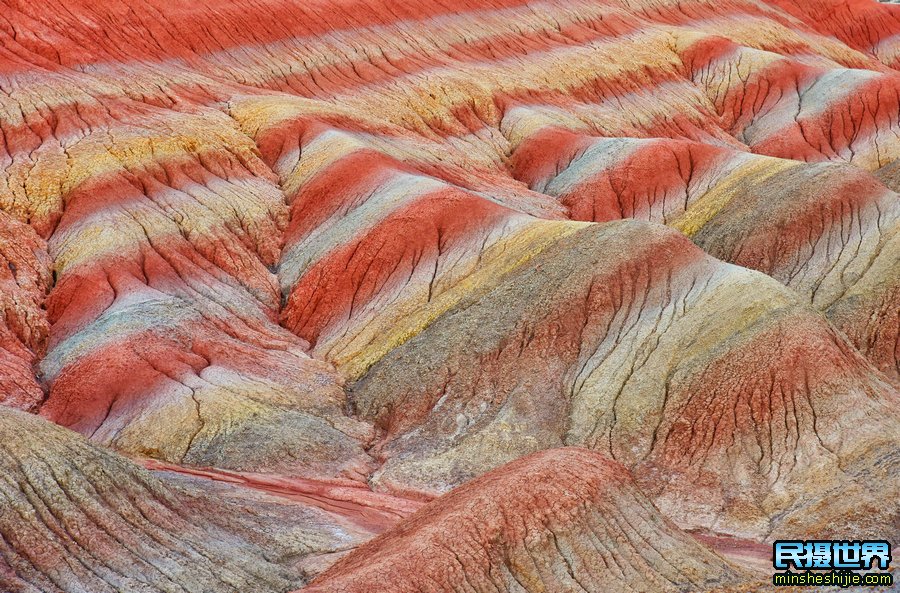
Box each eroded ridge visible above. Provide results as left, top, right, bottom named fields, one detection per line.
left=13, top=104, right=374, bottom=479
left=0, top=406, right=375, bottom=593
left=1, top=0, right=899, bottom=469
left=304, top=447, right=746, bottom=593
left=353, top=221, right=900, bottom=540
left=0, top=0, right=898, bottom=591
left=507, top=117, right=900, bottom=378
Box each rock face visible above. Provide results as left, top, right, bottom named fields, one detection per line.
left=30, top=115, right=375, bottom=479
left=0, top=0, right=899, bottom=591
left=353, top=220, right=900, bottom=540
left=0, top=407, right=375, bottom=593
left=509, top=124, right=900, bottom=380
left=304, top=448, right=746, bottom=593
left=0, top=212, right=51, bottom=411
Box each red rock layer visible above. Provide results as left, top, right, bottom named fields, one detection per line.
left=0, top=211, right=50, bottom=411
left=304, top=447, right=746, bottom=593
left=0, top=1, right=897, bottom=591
left=352, top=221, right=900, bottom=541
left=3, top=106, right=376, bottom=479
left=507, top=122, right=900, bottom=378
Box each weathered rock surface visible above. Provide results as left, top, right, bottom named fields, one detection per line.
left=353, top=220, right=900, bottom=541
left=27, top=112, right=375, bottom=480
left=304, top=447, right=747, bottom=593
left=0, top=407, right=377, bottom=593
left=508, top=124, right=900, bottom=379
left=0, top=0, right=898, bottom=591
left=0, top=211, right=51, bottom=411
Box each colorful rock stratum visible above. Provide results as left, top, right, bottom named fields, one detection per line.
left=0, top=0, right=898, bottom=591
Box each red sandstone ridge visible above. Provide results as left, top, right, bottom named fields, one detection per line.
left=0, top=0, right=899, bottom=591
left=303, top=448, right=748, bottom=593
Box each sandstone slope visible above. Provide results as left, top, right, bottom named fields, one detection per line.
left=0, top=406, right=375, bottom=593
left=352, top=220, right=900, bottom=541
left=304, top=447, right=747, bottom=593
left=0, top=0, right=898, bottom=591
